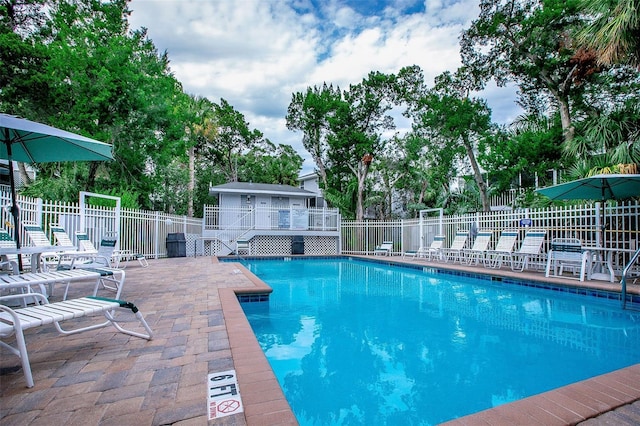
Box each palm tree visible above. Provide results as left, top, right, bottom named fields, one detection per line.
left=578, top=0, right=640, bottom=69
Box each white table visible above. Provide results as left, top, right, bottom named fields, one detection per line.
left=0, top=245, right=77, bottom=273
left=582, top=246, right=638, bottom=282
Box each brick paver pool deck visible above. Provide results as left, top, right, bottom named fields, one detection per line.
left=1, top=256, right=639, bottom=425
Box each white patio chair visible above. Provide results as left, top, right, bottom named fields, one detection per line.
left=23, top=224, right=59, bottom=271
left=545, top=238, right=590, bottom=281
left=0, top=230, right=19, bottom=275
left=57, top=235, right=126, bottom=299
left=484, top=230, right=519, bottom=269
left=462, top=231, right=493, bottom=266
left=443, top=231, right=469, bottom=264
left=374, top=241, right=393, bottom=256
left=236, top=239, right=251, bottom=255
left=405, top=235, right=446, bottom=261
left=511, top=229, right=548, bottom=272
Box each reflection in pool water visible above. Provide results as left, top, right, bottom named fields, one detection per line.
left=239, top=258, right=640, bottom=425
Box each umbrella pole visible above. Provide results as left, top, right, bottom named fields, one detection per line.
left=6, top=151, right=24, bottom=271
left=602, top=202, right=606, bottom=248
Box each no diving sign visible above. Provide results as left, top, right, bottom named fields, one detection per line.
left=207, top=369, right=244, bottom=420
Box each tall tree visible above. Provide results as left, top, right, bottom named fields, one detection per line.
left=460, top=0, right=597, bottom=144
left=238, top=142, right=303, bottom=185
left=412, top=70, right=494, bottom=212
left=201, top=98, right=266, bottom=182
left=0, top=0, right=48, bottom=117
left=288, top=67, right=423, bottom=220
left=186, top=95, right=217, bottom=216
left=17, top=0, right=188, bottom=209
left=478, top=115, right=564, bottom=196
left=286, top=83, right=342, bottom=189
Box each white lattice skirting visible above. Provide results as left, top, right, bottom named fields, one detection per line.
left=198, top=235, right=338, bottom=256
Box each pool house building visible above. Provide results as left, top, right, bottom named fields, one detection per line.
left=201, top=182, right=341, bottom=256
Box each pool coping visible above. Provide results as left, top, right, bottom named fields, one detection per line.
left=220, top=255, right=640, bottom=425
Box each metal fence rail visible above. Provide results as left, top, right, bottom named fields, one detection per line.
left=2, top=189, right=638, bottom=269
left=1, top=191, right=202, bottom=259
left=342, top=201, right=640, bottom=273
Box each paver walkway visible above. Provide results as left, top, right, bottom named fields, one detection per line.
left=1, top=255, right=639, bottom=425
left=0, top=257, right=293, bottom=425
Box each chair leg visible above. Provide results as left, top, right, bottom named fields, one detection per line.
left=0, top=305, right=34, bottom=388
left=137, top=254, right=148, bottom=268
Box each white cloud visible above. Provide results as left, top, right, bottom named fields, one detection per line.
left=128, top=0, right=522, bottom=174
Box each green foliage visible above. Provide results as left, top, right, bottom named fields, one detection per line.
left=20, top=162, right=89, bottom=202
left=238, top=143, right=303, bottom=186
left=198, top=98, right=266, bottom=182
left=461, top=0, right=592, bottom=144
left=287, top=67, right=424, bottom=220
left=577, top=0, right=640, bottom=69
left=5, top=0, right=640, bottom=221
left=86, top=188, right=141, bottom=209
left=512, top=189, right=553, bottom=209
left=478, top=119, right=565, bottom=192
left=411, top=69, right=493, bottom=211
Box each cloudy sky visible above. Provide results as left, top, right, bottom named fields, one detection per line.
left=128, top=0, right=522, bottom=173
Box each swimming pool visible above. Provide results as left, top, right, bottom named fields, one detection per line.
left=236, top=257, right=640, bottom=425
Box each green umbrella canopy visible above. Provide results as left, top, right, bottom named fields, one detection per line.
left=0, top=113, right=113, bottom=163
left=0, top=113, right=113, bottom=257
left=536, top=174, right=640, bottom=202
left=536, top=173, right=640, bottom=247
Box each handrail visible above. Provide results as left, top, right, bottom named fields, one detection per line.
left=621, top=247, right=640, bottom=309
left=204, top=208, right=254, bottom=232
left=193, top=236, right=245, bottom=261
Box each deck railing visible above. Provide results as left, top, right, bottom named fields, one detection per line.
left=202, top=205, right=341, bottom=232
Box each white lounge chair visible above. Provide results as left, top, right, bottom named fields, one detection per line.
left=51, top=226, right=78, bottom=250
left=23, top=224, right=59, bottom=271
left=511, top=229, right=547, bottom=271
left=484, top=230, right=519, bottom=269
left=374, top=241, right=393, bottom=256
left=112, top=250, right=149, bottom=268
left=0, top=292, right=153, bottom=388
left=443, top=231, right=469, bottom=263
left=0, top=230, right=19, bottom=274
left=50, top=225, right=89, bottom=260
left=407, top=235, right=446, bottom=261
left=404, top=235, right=444, bottom=260
left=426, top=235, right=446, bottom=261
left=57, top=235, right=126, bottom=299
left=462, top=231, right=493, bottom=266
left=75, top=232, right=99, bottom=254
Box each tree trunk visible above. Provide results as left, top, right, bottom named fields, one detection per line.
left=87, top=162, right=99, bottom=188
left=462, top=135, right=490, bottom=212
left=187, top=146, right=195, bottom=217
left=558, top=96, right=575, bottom=143
left=355, top=162, right=371, bottom=221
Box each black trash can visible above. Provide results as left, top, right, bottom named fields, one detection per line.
left=292, top=235, right=304, bottom=255
left=166, top=232, right=186, bottom=257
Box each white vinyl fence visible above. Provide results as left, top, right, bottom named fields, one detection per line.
left=4, top=189, right=639, bottom=271
left=0, top=192, right=203, bottom=259
left=342, top=201, right=640, bottom=273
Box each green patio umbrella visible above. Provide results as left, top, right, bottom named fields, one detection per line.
left=536, top=174, right=640, bottom=201
left=0, top=113, right=113, bottom=260
left=536, top=173, right=640, bottom=244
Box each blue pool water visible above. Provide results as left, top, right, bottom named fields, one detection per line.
left=236, top=257, right=640, bottom=425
